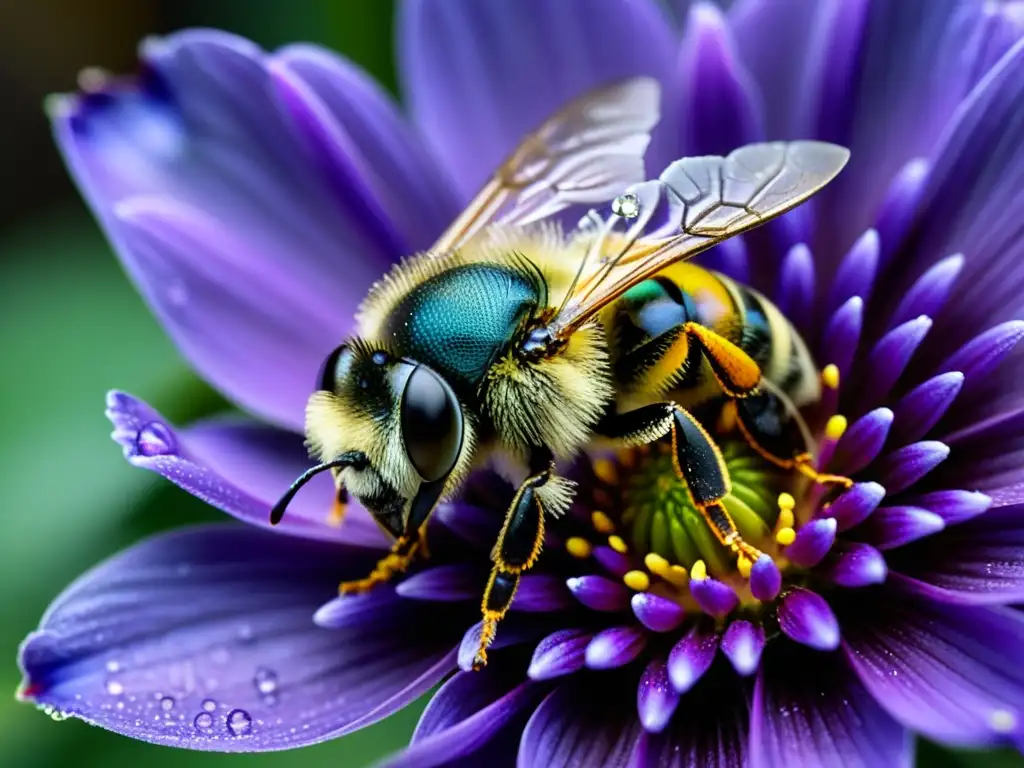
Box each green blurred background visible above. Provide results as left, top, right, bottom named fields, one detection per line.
left=0, top=1, right=1019, bottom=766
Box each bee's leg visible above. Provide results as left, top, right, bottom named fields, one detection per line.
left=735, top=390, right=852, bottom=489
left=595, top=403, right=762, bottom=564
left=474, top=451, right=552, bottom=670
left=338, top=478, right=446, bottom=595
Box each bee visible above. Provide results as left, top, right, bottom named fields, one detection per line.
left=269, top=78, right=851, bottom=669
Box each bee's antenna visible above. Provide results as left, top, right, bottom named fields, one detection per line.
left=269, top=452, right=367, bottom=526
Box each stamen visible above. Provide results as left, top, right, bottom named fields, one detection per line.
left=736, top=554, right=753, bottom=579
left=777, top=508, right=795, bottom=530
left=592, top=511, right=615, bottom=534
left=777, top=493, right=795, bottom=511
left=775, top=527, right=796, bottom=546
left=592, top=459, right=618, bottom=485
left=644, top=553, right=689, bottom=587
left=825, top=414, right=848, bottom=441
left=623, top=570, right=650, bottom=591
left=566, top=537, right=593, bottom=559
left=821, top=364, right=840, bottom=390
left=608, top=535, right=629, bottom=554
left=690, top=559, right=708, bottom=581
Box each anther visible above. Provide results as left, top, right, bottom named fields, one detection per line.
left=777, top=508, right=795, bottom=531
left=825, top=414, right=848, bottom=441
left=592, top=459, right=618, bottom=485
left=737, top=555, right=753, bottom=579
left=608, top=535, right=628, bottom=554
left=565, top=537, right=593, bottom=559
left=822, top=364, right=840, bottom=390
left=775, top=527, right=796, bottom=546
left=777, top=492, right=795, bottom=511
left=591, top=511, right=615, bottom=534
left=623, top=570, right=650, bottom=591
left=690, top=559, right=708, bottom=581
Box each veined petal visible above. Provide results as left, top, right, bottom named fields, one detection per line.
left=52, top=31, right=401, bottom=428
left=843, top=597, right=1024, bottom=746
left=17, top=526, right=458, bottom=751
left=518, top=680, right=644, bottom=768
left=399, top=0, right=677, bottom=200
left=105, top=391, right=386, bottom=547
left=269, top=45, right=461, bottom=253
left=751, top=643, right=911, bottom=768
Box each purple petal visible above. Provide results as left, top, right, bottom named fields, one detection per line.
left=910, top=489, right=992, bottom=526
left=527, top=629, right=593, bottom=681
left=381, top=671, right=541, bottom=768
left=519, top=682, right=644, bottom=768
left=826, top=229, right=879, bottom=316
left=55, top=32, right=396, bottom=429
left=269, top=45, right=460, bottom=254
left=513, top=575, right=574, bottom=613
left=630, top=593, right=685, bottom=633
left=821, top=542, right=888, bottom=588
left=637, top=659, right=679, bottom=734
left=700, top=237, right=750, bottom=285
left=889, top=505, right=1024, bottom=605
left=874, top=157, right=930, bottom=265
left=585, top=626, right=648, bottom=670
left=668, top=625, right=719, bottom=693
left=721, top=620, right=765, bottom=677
left=105, top=392, right=385, bottom=547
left=774, top=243, right=815, bottom=331
left=750, top=555, right=782, bottom=601
left=314, top=587, right=402, bottom=629
left=396, top=564, right=480, bottom=602
left=566, top=575, right=630, bottom=612
left=904, top=39, right=1024, bottom=338
left=939, top=321, right=1024, bottom=387
left=831, top=408, right=893, bottom=476
left=17, top=526, right=458, bottom=751
left=875, top=441, right=950, bottom=494
left=857, top=505, right=945, bottom=551
left=433, top=501, right=501, bottom=549
left=888, top=254, right=964, bottom=330
left=785, top=518, right=837, bottom=569
left=778, top=588, right=840, bottom=651
left=689, top=576, right=739, bottom=618
left=891, top=372, right=964, bottom=445
left=592, top=545, right=633, bottom=577
left=400, top=0, right=676, bottom=200
left=678, top=2, right=763, bottom=156
left=844, top=597, right=1024, bottom=746
left=823, top=482, right=886, bottom=532
left=821, top=296, right=863, bottom=379
left=457, top=618, right=549, bottom=673
left=751, top=643, right=910, bottom=768
left=856, top=316, right=932, bottom=409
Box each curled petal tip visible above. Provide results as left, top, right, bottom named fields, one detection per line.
left=721, top=620, right=765, bottom=676
left=779, top=588, right=841, bottom=651
left=750, top=555, right=782, bottom=601
left=785, top=518, right=838, bottom=568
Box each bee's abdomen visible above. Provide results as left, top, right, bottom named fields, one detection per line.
left=383, top=264, right=540, bottom=395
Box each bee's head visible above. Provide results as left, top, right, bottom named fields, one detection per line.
left=269, top=340, right=469, bottom=539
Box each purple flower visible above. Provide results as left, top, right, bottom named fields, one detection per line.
left=18, top=1, right=1024, bottom=765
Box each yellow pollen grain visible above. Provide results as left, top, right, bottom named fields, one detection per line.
left=822, top=364, right=840, bottom=390
left=565, top=537, right=593, bottom=559
left=777, top=508, right=795, bottom=530
left=644, top=552, right=668, bottom=572
left=623, top=570, right=650, bottom=591
left=737, top=555, right=753, bottom=579
left=777, top=492, right=795, bottom=511
left=592, top=458, right=618, bottom=485
left=668, top=565, right=690, bottom=586
left=608, top=535, right=628, bottom=554
left=690, top=559, right=708, bottom=581
left=825, top=414, right=849, bottom=441
left=776, top=527, right=797, bottom=546
left=591, top=511, right=615, bottom=534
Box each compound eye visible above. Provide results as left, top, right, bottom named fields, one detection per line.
left=400, top=365, right=464, bottom=482
left=317, top=344, right=354, bottom=392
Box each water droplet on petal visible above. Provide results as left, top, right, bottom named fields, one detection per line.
left=253, top=667, right=278, bottom=696
left=105, top=680, right=124, bottom=696
left=201, top=698, right=217, bottom=713
left=160, top=696, right=175, bottom=712
left=136, top=422, right=175, bottom=456
left=105, top=660, right=121, bottom=673
left=193, top=712, right=214, bottom=731
left=226, top=708, right=252, bottom=737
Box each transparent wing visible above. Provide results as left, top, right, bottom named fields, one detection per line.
left=431, top=78, right=661, bottom=254
left=550, top=141, right=851, bottom=339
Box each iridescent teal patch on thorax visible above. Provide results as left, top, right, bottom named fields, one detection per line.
left=384, top=263, right=540, bottom=395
